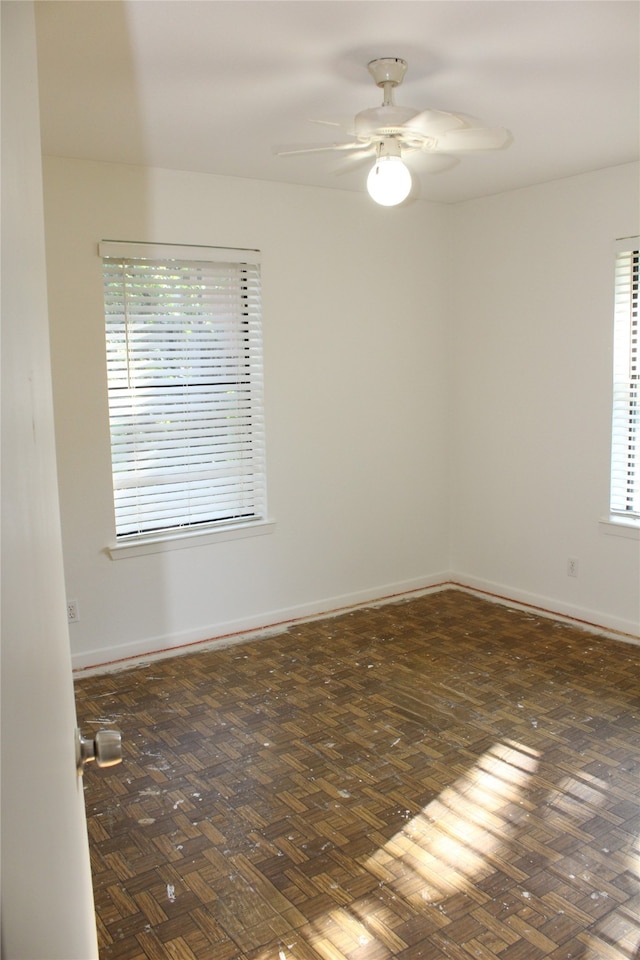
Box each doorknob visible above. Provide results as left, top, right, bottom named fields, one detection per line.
left=76, top=728, right=122, bottom=774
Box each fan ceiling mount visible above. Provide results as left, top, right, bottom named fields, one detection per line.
left=275, top=57, right=512, bottom=205
left=366, top=56, right=408, bottom=88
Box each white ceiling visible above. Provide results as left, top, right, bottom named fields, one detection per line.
left=35, top=0, right=639, bottom=204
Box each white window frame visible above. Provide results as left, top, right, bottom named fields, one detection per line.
left=100, top=241, right=270, bottom=557
left=608, top=237, right=639, bottom=529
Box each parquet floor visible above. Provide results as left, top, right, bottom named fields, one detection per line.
left=74, top=589, right=640, bottom=960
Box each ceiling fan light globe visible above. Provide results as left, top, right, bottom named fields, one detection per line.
left=367, top=156, right=412, bottom=206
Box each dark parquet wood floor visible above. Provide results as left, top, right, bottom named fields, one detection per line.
left=74, top=589, right=640, bottom=960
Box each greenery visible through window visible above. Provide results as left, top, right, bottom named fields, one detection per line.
left=610, top=241, right=639, bottom=520
left=101, top=241, right=265, bottom=538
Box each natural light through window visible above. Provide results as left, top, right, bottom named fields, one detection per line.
left=361, top=740, right=540, bottom=904
left=267, top=739, right=639, bottom=960
left=269, top=740, right=541, bottom=960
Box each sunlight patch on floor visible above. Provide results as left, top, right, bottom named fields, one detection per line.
left=271, top=740, right=543, bottom=960
left=363, top=739, right=540, bottom=904
left=250, top=736, right=640, bottom=959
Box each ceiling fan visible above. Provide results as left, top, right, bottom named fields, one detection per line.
left=275, top=58, right=512, bottom=205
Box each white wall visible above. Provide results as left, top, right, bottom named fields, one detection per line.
left=1, top=4, right=98, bottom=956
left=449, top=163, right=640, bottom=635
left=43, top=158, right=639, bottom=670
left=43, top=158, right=451, bottom=668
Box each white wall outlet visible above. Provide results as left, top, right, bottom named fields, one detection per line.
left=567, top=558, right=579, bottom=578
left=67, top=599, right=80, bottom=622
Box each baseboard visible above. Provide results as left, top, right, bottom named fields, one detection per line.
left=72, top=572, right=639, bottom=676
left=449, top=574, right=640, bottom=644
left=71, top=573, right=451, bottom=674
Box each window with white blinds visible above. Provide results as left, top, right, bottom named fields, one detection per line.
left=100, top=241, right=266, bottom=538
left=610, top=239, right=639, bottom=520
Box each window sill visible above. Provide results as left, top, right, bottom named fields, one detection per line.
left=108, top=518, right=276, bottom=560
left=599, top=517, right=640, bottom=541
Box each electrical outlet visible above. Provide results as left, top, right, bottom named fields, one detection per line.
left=567, top=558, right=579, bottom=578
left=67, top=599, right=80, bottom=622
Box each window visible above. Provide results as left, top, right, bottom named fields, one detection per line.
left=100, top=241, right=266, bottom=540
left=610, top=239, right=639, bottom=520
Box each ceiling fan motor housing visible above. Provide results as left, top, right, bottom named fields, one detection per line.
left=354, top=104, right=422, bottom=139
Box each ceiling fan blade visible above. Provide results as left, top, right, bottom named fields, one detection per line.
left=273, top=140, right=364, bottom=157
left=309, top=117, right=357, bottom=136
left=433, top=126, right=512, bottom=152
left=402, top=108, right=467, bottom=138
left=405, top=151, right=461, bottom=174
left=332, top=144, right=378, bottom=175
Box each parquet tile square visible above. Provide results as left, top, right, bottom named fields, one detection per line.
left=75, top=590, right=640, bottom=959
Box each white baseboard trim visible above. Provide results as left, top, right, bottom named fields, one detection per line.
left=449, top=574, right=640, bottom=645
left=71, top=573, right=450, bottom=675
left=72, top=572, right=639, bottom=676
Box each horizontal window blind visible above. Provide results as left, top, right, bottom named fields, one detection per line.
left=610, top=241, right=639, bottom=518
left=101, top=242, right=265, bottom=537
